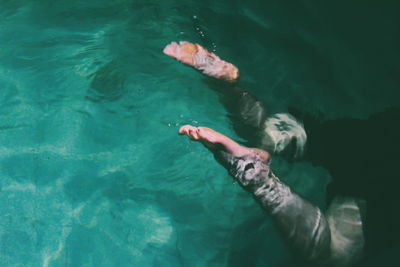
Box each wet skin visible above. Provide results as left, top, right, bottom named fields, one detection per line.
left=178, top=125, right=270, bottom=160
left=163, top=41, right=239, bottom=81
left=164, top=41, right=365, bottom=266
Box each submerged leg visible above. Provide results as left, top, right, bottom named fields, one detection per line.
left=164, top=41, right=306, bottom=157
left=163, top=41, right=260, bottom=127
left=163, top=42, right=264, bottom=128
left=325, top=196, right=365, bottom=266
left=179, top=125, right=331, bottom=263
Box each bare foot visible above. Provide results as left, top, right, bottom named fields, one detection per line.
left=179, top=125, right=270, bottom=161
left=163, top=41, right=239, bottom=81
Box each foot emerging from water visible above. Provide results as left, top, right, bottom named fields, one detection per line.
left=179, top=125, right=269, bottom=160
left=163, top=41, right=239, bottom=81
left=179, top=125, right=271, bottom=187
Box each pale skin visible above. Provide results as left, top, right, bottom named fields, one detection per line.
left=163, top=41, right=239, bottom=81
left=164, top=40, right=267, bottom=160
left=178, top=125, right=270, bottom=161
left=163, top=41, right=199, bottom=66
left=163, top=41, right=365, bottom=266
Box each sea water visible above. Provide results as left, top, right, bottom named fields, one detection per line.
left=0, top=1, right=398, bottom=266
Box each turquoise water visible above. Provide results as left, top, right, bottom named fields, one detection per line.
left=0, top=1, right=399, bottom=266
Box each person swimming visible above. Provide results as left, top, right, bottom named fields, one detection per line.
left=164, top=41, right=365, bottom=266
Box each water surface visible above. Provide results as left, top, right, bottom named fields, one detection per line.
left=0, top=1, right=399, bottom=266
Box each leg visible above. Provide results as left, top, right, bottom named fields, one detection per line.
left=164, top=41, right=266, bottom=144
left=179, top=125, right=331, bottom=263
left=165, top=41, right=306, bottom=157
left=178, top=125, right=265, bottom=158
left=325, top=196, right=365, bottom=266
left=209, top=83, right=306, bottom=157
left=179, top=126, right=367, bottom=266
left=163, top=41, right=264, bottom=128
left=170, top=42, right=364, bottom=266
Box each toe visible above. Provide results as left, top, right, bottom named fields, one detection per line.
left=163, top=42, right=178, bottom=57
left=179, top=125, right=196, bottom=135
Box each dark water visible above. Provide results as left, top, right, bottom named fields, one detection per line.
left=0, top=0, right=399, bottom=266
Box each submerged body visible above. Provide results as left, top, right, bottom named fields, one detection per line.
left=165, top=41, right=365, bottom=266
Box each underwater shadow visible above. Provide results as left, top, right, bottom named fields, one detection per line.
left=302, top=107, right=400, bottom=264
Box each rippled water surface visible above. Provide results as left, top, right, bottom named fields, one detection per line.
left=0, top=1, right=399, bottom=266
